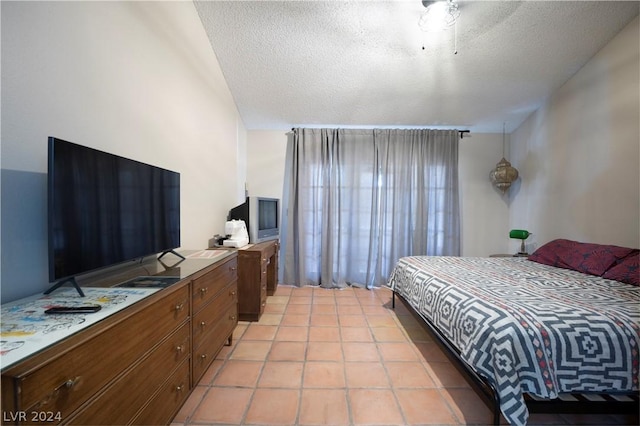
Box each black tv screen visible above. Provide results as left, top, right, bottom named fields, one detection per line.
left=258, top=198, right=278, bottom=231
left=48, top=137, right=180, bottom=282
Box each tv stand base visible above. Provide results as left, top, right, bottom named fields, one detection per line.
left=158, top=249, right=186, bottom=261
left=44, top=276, right=85, bottom=297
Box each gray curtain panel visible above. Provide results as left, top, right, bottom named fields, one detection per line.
left=281, top=128, right=460, bottom=289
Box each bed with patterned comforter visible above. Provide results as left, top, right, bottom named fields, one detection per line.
left=388, top=256, right=640, bottom=426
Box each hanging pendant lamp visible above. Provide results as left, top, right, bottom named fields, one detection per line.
left=490, top=124, right=519, bottom=193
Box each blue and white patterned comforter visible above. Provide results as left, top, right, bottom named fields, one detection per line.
left=388, top=256, right=640, bottom=426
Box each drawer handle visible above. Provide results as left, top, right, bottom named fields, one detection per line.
left=229, top=315, right=236, bottom=321
left=230, top=266, right=237, bottom=271
left=176, top=345, right=184, bottom=353
left=175, top=302, right=185, bottom=312
left=200, top=287, right=208, bottom=295
left=56, top=376, right=81, bottom=391
left=176, top=384, right=185, bottom=392
left=200, top=321, right=207, bottom=328
left=35, top=374, right=82, bottom=409
left=229, top=290, right=237, bottom=296
left=262, top=302, right=266, bottom=307
left=200, top=354, right=207, bottom=360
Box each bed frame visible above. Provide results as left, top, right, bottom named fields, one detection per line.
left=391, top=291, right=640, bottom=425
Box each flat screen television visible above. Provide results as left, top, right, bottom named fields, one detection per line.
left=228, top=196, right=279, bottom=244
left=47, top=137, right=181, bottom=295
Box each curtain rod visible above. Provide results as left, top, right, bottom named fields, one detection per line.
left=290, top=128, right=470, bottom=139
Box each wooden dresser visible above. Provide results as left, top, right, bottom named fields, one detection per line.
left=191, top=255, right=238, bottom=384
left=237, top=240, right=278, bottom=321
left=1, top=252, right=238, bottom=426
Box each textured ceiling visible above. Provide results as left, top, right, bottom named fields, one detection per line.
left=194, top=1, right=639, bottom=133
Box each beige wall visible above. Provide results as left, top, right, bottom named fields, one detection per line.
left=246, top=130, right=289, bottom=200
left=509, top=16, right=639, bottom=251
left=458, top=133, right=511, bottom=256
left=1, top=1, right=246, bottom=302
left=246, top=130, right=510, bottom=258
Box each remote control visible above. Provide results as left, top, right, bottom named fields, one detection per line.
left=45, top=305, right=102, bottom=314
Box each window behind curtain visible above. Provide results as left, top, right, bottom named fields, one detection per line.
left=281, top=128, right=460, bottom=289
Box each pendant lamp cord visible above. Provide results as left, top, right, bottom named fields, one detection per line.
left=454, top=19, right=458, bottom=54
left=502, top=122, right=506, bottom=158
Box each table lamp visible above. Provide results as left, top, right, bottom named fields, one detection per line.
left=509, top=229, right=531, bottom=256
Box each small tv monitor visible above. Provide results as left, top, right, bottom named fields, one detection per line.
left=228, top=196, right=279, bottom=243
left=48, top=137, right=181, bottom=283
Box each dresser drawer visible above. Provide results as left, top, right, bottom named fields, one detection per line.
left=65, top=322, right=190, bottom=425
left=192, top=256, right=237, bottom=314
left=130, top=358, right=190, bottom=426
left=192, top=303, right=238, bottom=383
left=13, top=285, right=190, bottom=419
left=193, top=282, right=238, bottom=350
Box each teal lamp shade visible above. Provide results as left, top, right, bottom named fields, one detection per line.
left=509, top=229, right=531, bottom=255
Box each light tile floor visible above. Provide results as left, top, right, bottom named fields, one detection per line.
left=172, top=285, right=639, bottom=426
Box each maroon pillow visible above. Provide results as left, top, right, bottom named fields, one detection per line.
left=602, top=252, right=640, bottom=286
left=528, top=239, right=637, bottom=276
